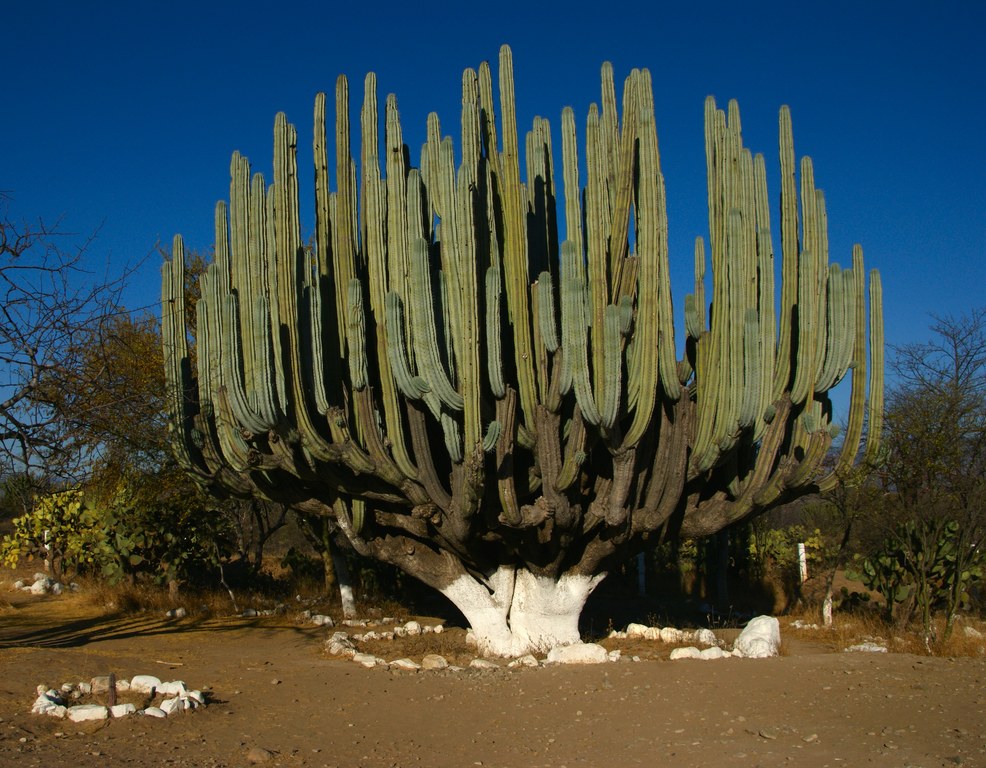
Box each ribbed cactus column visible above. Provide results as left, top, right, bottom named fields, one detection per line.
left=162, top=45, right=884, bottom=657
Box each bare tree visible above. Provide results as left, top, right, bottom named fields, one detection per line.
left=881, top=308, right=986, bottom=643
left=0, top=194, right=130, bottom=489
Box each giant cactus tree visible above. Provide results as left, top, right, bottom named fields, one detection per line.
left=162, top=46, right=883, bottom=657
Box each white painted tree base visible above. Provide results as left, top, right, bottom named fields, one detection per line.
left=440, top=567, right=606, bottom=657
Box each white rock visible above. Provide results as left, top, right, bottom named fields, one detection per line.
left=625, top=622, right=649, bottom=638
left=699, top=646, right=731, bottom=660
left=608, top=630, right=627, bottom=639
left=643, top=626, right=662, bottom=641
left=12, top=579, right=25, bottom=590
left=159, top=697, right=185, bottom=715
left=116, top=679, right=131, bottom=692
left=381, top=631, right=394, bottom=641
left=546, top=643, right=610, bottom=665
left=607, top=649, right=622, bottom=662
left=352, top=652, right=379, bottom=668
left=328, top=631, right=350, bottom=644
left=33, top=572, right=48, bottom=582
left=845, top=642, right=888, bottom=653
left=311, top=614, right=334, bottom=627
left=963, top=626, right=983, bottom=639
left=142, top=707, right=167, bottom=718
left=404, top=621, right=422, bottom=636
left=29, top=579, right=50, bottom=595
left=110, top=703, right=137, bottom=718
left=32, top=694, right=62, bottom=715
left=363, top=631, right=379, bottom=641
left=393, top=626, right=407, bottom=638
left=660, top=627, right=684, bottom=644
left=389, top=658, right=421, bottom=671
left=129, top=675, right=162, bottom=694
left=328, top=642, right=355, bottom=657
left=241, top=608, right=258, bottom=617
left=508, top=654, right=540, bottom=668
left=669, top=646, right=702, bottom=660
left=432, top=624, right=444, bottom=634
left=76, top=682, right=92, bottom=695
left=67, top=704, right=109, bottom=722
left=469, top=659, right=500, bottom=670
left=166, top=607, right=187, bottom=619
left=733, top=616, right=781, bottom=658
left=421, top=654, right=449, bottom=670
left=422, top=625, right=433, bottom=634
left=50, top=582, right=64, bottom=595
left=694, top=628, right=718, bottom=647
left=157, top=680, right=187, bottom=696
left=187, top=690, right=206, bottom=706
left=464, top=630, right=477, bottom=647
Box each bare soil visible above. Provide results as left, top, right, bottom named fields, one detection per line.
left=1, top=580, right=985, bottom=768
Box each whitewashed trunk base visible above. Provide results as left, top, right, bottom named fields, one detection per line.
left=439, top=567, right=605, bottom=657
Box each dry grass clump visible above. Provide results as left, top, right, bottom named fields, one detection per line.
left=351, top=623, right=476, bottom=666
left=782, top=607, right=986, bottom=657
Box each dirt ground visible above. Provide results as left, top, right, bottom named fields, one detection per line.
left=2, top=579, right=985, bottom=768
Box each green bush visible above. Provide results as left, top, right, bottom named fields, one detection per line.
left=0, top=490, right=104, bottom=581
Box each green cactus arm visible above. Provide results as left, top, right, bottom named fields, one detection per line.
left=752, top=152, right=776, bottom=439
left=536, top=270, right=560, bottom=354
left=496, top=45, right=539, bottom=436
left=449, top=135, right=482, bottom=453
left=161, top=239, right=208, bottom=475
left=384, top=292, right=430, bottom=401
left=221, top=293, right=273, bottom=434
left=585, top=102, right=610, bottom=414
left=485, top=266, right=507, bottom=398
left=772, top=106, right=799, bottom=399
left=599, top=304, right=624, bottom=430
left=560, top=241, right=601, bottom=426
left=640, top=69, right=680, bottom=404
left=385, top=93, right=411, bottom=306
left=789, top=157, right=820, bottom=406
left=407, top=235, right=464, bottom=412
left=862, top=269, right=884, bottom=465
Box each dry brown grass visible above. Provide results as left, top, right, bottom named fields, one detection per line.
left=782, top=607, right=986, bottom=657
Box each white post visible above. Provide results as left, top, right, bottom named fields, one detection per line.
left=797, top=542, right=808, bottom=583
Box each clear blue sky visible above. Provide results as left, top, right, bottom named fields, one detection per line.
left=4, top=1, right=984, bottom=404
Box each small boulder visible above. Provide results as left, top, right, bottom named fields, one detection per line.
left=625, top=622, right=649, bottom=639
left=110, top=703, right=137, bottom=718
left=157, top=680, right=187, bottom=696
left=694, top=628, right=718, bottom=647
left=507, top=655, right=539, bottom=668
left=669, top=647, right=702, bottom=660
left=699, top=646, right=731, bottom=660
left=389, top=658, right=421, bottom=672
left=546, top=643, right=609, bottom=664
left=67, top=704, right=109, bottom=722
left=733, top=616, right=781, bottom=658
left=421, top=654, right=449, bottom=670
left=660, top=627, right=684, bottom=644
left=404, top=621, right=422, bottom=636
left=129, top=675, right=162, bottom=694
left=352, top=653, right=381, bottom=668
left=311, top=614, right=334, bottom=627
left=141, top=706, right=167, bottom=718
left=159, top=697, right=185, bottom=715
left=469, top=659, right=500, bottom=670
